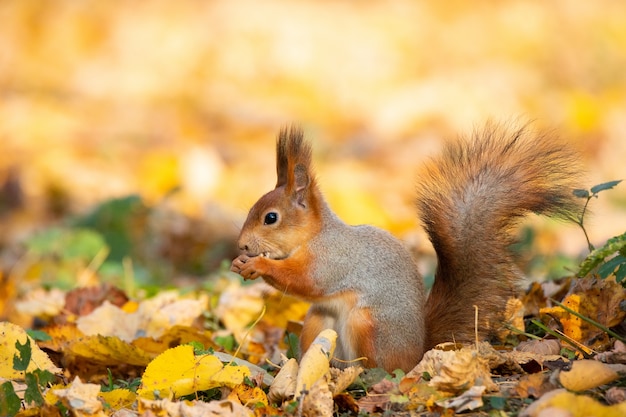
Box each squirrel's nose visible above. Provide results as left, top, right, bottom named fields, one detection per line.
left=239, top=244, right=249, bottom=252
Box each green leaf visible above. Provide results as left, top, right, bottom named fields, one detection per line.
left=214, top=335, right=236, bottom=352
left=25, top=227, right=108, bottom=261
left=590, top=179, right=622, bottom=195
left=597, top=255, right=626, bottom=279
left=573, top=189, right=590, bottom=198
left=13, top=338, right=31, bottom=372
left=24, top=373, right=44, bottom=406
left=24, top=370, right=55, bottom=405
left=578, top=231, right=626, bottom=277
left=285, top=332, right=299, bottom=360
left=72, top=195, right=148, bottom=262
left=26, top=329, right=52, bottom=342
left=615, top=264, right=626, bottom=284
left=488, top=395, right=507, bottom=410
left=0, top=381, right=21, bottom=417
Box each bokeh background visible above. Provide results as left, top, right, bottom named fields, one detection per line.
left=1, top=0, right=626, bottom=284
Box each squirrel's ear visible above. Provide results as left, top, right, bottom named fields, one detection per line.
left=292, top=163, right=312, bottom=206
left=275, top=126, right=315, bottom=207
left=276, top=128, right=290, bottom=188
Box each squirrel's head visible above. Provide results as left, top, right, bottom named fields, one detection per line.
left=237, top=126, right=323, bottom=259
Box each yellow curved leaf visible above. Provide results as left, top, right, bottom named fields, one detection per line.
left=137, top=344, right=250, bottom=399
left=0, top=321, right=61, bottom=379
left=99, top=388, right=136, bottom=411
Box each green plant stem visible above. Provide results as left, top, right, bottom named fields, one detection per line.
left=530, top=319, right=592, bottom=358
left=577, top=196, right=594, bottom=252
left=550, top=298, right=626, bottom=343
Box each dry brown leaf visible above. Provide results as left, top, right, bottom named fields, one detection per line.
left=300, top=375, right=333, bottom=417
left=328, top=365, right=363, bottom=396
left=14, top=287, right=66, bottom=318
left=517, top=339, right=561, bottom=356
left=407, top=342, right=497, bottom=393
left=138, top=397, right=254, bottom=417
left=497, top=297, right=525, bottom=340
left=558, top=359, right=619, bottom=391
left=515, top=372, right=558, bottom=398
left=76, top=292, right=207, bottom=342
left=53, top=377, right=107, bottom=417
left=501, top=350, right=566, bottom=374
left=540, top=277, right=626, bottom=353
left=268, top=357, right=298, bottom=404
left=63, top=284, right=128, bottom=318
left=437, top=385, right=486, bottom=412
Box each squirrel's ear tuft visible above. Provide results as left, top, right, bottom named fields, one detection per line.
left=276, top=125, right=313, bottom=190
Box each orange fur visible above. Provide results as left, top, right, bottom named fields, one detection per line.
left=232, top=123, right=582, bottom=373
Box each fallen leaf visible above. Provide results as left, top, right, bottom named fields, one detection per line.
left=520, top=388, right=626, bottom=417
left=230, top=383, right=268, bottom=407
left=437, top=385, right=486, bottom=412
left=137, top=344, right=250, bottom=399
left=0, top=321, right=61, bottom=379
left=300, top=375, right=333, bottom=417
left=67, top=334, right=154, bottom=366
left=406, top=342, right=497, bottom=393
left=268, top=357, right=298, bottom=404
left=328, top=365, right=363, bottom=396
left=295, top=328, right=337, bottom=398
left=76, top=291, right=207, bottom=342
left=515, top=372, right=558, bottom=398
left=98, top=388, right=136, bottom=411
left=14, top=288, right=66, bottom=318
left=132, top=324, right=219, bottom=356
left=516, top=339, right=561, bottom=356
left=53, top=377, right=107, bottom=417
left=138, top=397, right=254, bottom=417
left=540, top=277, right=626, bottom=353
left=497, top=297, right=525, bottom=340
left=558, top=359, right=619, bottom=391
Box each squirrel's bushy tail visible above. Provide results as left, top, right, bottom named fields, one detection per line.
left=417, top=122, right=582, bottom=349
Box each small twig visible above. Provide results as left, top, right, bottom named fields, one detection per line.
left=530, top=319, right=592, bottom=358
left=473, top=305, right=479, bottom=345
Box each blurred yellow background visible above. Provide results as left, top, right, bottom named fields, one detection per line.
left=1, top=0, right=625, bottom=261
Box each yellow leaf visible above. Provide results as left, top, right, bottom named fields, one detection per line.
left=268, top=358, right=298, bottom=403
left=559, top=360, right=619, bottom=392
left=524, top=389, right=626, bottom=417
left=231, top=383, right=269, bottom=407
left=132, top=325, right=218, bottom=356
left=67, top=334, right=154, bottom=366
left=0, top=321, right=61, bottom=379
left=137, top=344, right=250, bottom=399
left=540, top=294, right=583, bottom=343
left=99, top=388, right=136, bottom=411
left=295, top=328, right=337, bottom=399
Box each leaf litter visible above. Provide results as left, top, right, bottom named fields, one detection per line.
left=2, top=267, right=626, bottom=416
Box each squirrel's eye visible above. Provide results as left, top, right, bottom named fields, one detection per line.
left=264, top=212, right=278, bottom=225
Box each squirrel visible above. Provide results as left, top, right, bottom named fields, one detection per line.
left=230, top=123, right=582, bottom=372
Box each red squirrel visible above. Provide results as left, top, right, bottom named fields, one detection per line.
left=230, top=123, right=581, bottom=372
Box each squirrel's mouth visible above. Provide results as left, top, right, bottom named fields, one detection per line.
left=245, top=251, right=286, bottom=261
left=263, top=252, right=289, bottom=260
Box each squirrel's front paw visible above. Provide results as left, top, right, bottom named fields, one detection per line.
left=231, top=255, right=263, bottom=280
